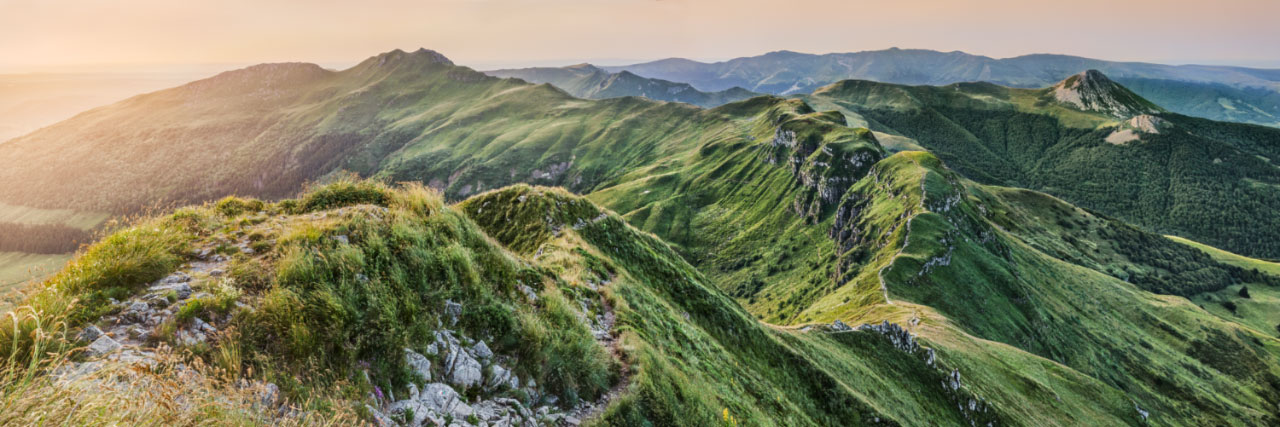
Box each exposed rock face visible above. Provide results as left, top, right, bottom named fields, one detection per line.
left=1127, top=114, right=1167, bottom=134
left=387, top=383, right=478, bottom=426
left=444, top=300, right=463, bottom=326
left=405, top=349, right=432, bottom=382
left=444, top=348, right=484, bottom=390
left=826, top=320, right=997, bottom=425
left=1105, top=114, right=1171, bottom=144
left=1051, top=70, right=1161, bottom=118
left=764, top=119, right=882, bottom=223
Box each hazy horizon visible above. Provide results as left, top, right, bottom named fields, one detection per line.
left=3, top=0, right=1279, bottom=73
left=4, top=46, right=1279, bottom=76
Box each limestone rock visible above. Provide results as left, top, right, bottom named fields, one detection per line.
left=405, top=348, right=432, bottom=382
left=444, top=346, right=483, bottom=389
left=472, top=340, right=493, bottom=360
left=77, top=325, right=103, bottom=342
left=85, top=335, right=122, bottom=357
left=444, top=300, right=463, bottom=326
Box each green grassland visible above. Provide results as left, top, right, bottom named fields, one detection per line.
left=6, top=170, right=1280, bottom=424
left=1167, top=235, right=1280, bottom=337
left=803, top=77, right=1280, bottom=259
left=3, top=49, right=1280, bottom=425
left=0, top=181, right=1038, bottom=425
left=788, top=152, right=1280, bottom=424
left=0, top=201, right=108, bottom=230
left=1167, top=235, right=1280, bottom=276
left=0, top=251, right=71, bottom=297
left=14, top=164, right=1279, bottom=425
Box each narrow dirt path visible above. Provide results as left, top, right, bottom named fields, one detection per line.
left=570, top=281, right=631, bottom=425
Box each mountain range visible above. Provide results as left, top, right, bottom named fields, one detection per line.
left=485, top=63, right=757, bottom=107
left=2, top=48, right=1280, bottom=425
left=598, top=48, right=1280, bottom=126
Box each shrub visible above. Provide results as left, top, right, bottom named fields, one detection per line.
left=1239, top=286, right=1251, bottom=299
left=296, top=176, right=392, bottom=213
left=215, top=196, right=265, bottom=217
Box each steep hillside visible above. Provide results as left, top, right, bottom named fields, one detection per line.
left=801, top=151, right=1280, bottom=425
left=7, top=171, right=1278, bottom=425
left=1117, top=77, right=1280, bottom=126
left=0, top=180, right=1087, bottom=426
left=608, top=48, right=1280, bottom=126
left=485, top=64, right=757, bottom=107
left=804, top=72, right=1280, bottom=258
left=5, top=49, right=1280, bottom=425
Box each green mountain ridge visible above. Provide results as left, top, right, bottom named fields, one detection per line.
left=607, top=48, right=1280, bottom=127
left=485, top=63, right=758, bottom=108
left=801, top=71, right=1280, bottom=259
left=2, top=49, right=1280, bottom=425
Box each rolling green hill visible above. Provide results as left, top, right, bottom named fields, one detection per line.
left=485, top=64, right=757, bottom=107
left=3, top=49, right=1280, bottom=425
left=802, top=71, right=1280, bottom=259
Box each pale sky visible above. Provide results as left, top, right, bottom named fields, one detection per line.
left=3, top=0, right=1279, bottom=72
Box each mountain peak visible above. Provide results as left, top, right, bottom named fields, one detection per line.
left=367, top=48, right=454, bottom=67
left=1050, top=69, right=1161, bottom=118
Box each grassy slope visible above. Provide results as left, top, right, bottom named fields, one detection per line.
left=5, top=49, right=1280, bottom=425
left=461, top=185, right=1130, bottom=426
left=1168, top=235, right=1280, bottom=338
left=1167, top=235, right=1280, bottom=276
left=0, top=252, right=71, bottom=294
left=793, top=152, right=1280, bottom=425
left=805, top=78, right=1280, bottom=259
left=0, top=202, right=108, bottom=230
left=2, top=181, right=1031, bottom=426
left=0, top=203, right=105, bottom=299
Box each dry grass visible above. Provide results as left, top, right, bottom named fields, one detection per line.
left=0, top=305, right=360, bottom=426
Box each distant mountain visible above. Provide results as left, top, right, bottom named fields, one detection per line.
left=802, top=70, right=1280, bottom=258
left=607, top=48, right=1280, bottom=126
left=485, top=63, right=757, bottom=107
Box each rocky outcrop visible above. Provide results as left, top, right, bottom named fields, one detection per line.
left=1051, top=70, right=1161, bottom=119
left=763, top=117, right=883, bottom=223
left=376, top=317, right=607, bottom=426
left=1105, top=114, right=1171, bottom=144
left=820, top=320, right=998, bottom=425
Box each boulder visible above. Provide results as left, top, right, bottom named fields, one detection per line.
left=365, top=404, right=395, bottom=427
left=77, top=325, right=103, bottom=343
left=427, top=330, right=459, bottom=355
left=151, top=283, right=193, bottom=300
left=444, top=300, right=463, bottom=326
left=85, top=335, right=122, bottom=357
left=192, top=317, right=217, bottom=334
left=486, top=364, right=519, bottom=392
left=256, top=382, right=280, bottom=408
left=472, top=340, right=493, bottom=360
left=444, top=347, right=483, bottom=389
left=177, top=329, right=207, bottom=346
left=405, top=348, right=432, bottom=381
left=389, top=383, right=474, bottom=426
left=124, top=301, right=153, bottom=323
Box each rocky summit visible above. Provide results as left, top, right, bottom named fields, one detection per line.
left=1051, top=70, right=1163, bottom=118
